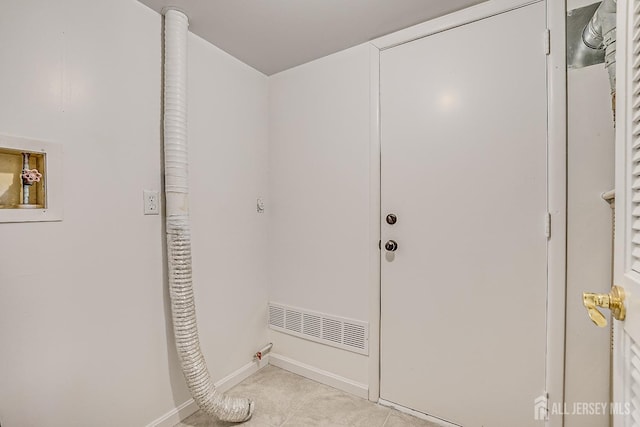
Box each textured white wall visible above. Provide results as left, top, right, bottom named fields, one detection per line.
left=0, top=1, right=268, bottom=426
left=188, top=32, right=269, bottom=382
left=565, top=1, right=615, bottom=426
left=268, top=44, right=372, bottom=384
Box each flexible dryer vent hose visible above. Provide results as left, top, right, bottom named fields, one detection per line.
left=163, top=9, right=254, bottom=423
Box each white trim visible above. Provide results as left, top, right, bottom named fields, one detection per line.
left=371, top=0, right=542, bottom=51
left=215, top=356, right=270, bottom=392
left=616, top=0, right=631, bottom=283
left=367, top=42, right=381, bottom=403
left=613, top=2, right=632, bottom=426
left=378, top=399, right=460, bottom=427
left=145, top=357, right=270, bottom=427
left=145, top=399, right=198, bottom=427
left=545, top=1, right=567, bottom=427
left=269, top=353, right=369, bottom=399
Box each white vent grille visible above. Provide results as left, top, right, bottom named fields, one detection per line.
left=632, top=0, right=640, bottom=274
left=303, top=313, right=321, bottom=338
left=285, top=309, right=302, bottom=333
left=268, top=302, right=369, bottom=355
left=269, top=305, right=285, bottom=328
left=322, top=318, right=342, bottom=343
left=344, top=322, right=366, bottom=350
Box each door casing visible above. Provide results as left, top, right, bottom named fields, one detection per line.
left=366, top=2, right=567, bottom=426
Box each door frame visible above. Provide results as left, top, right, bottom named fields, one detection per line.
left=366, top=1, right=567, bottom=426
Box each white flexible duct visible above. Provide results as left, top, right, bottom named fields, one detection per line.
left=163, top=9, right=254, bottom=423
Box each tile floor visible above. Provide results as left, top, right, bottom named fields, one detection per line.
left=175, top=366, right=440, bottom=427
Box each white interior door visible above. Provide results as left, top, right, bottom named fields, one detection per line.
left=611, top=1, right=640, bottom=426
left=379, top=3, right=549, bottom=426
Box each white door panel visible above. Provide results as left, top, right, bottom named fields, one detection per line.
left=380, top=3, right=548, bottom=426
left=612, top=1, right=640, bottom=426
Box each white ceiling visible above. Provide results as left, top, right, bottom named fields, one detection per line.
left=138, top=0, right=487, bottom=75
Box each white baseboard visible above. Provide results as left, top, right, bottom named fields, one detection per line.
left=146, top=398, right=198, bottom=427
left=217, top=356, right=270, bottom=393
left=269, top=353, right=368, bottom=399
left=378, top=399, right=461, bottom=427
left=146, top=356, right=269, bottom=427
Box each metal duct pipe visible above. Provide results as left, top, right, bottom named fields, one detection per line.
left=21, top=153, right=30, bottom=204
left=162, top=9, right=254, bottom=423
left=582, top=0, right=617, bottom=96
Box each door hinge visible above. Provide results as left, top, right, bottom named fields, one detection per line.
left=545, top=212, right=551, bottom=238
left=544, top=29, right=551, bottom=55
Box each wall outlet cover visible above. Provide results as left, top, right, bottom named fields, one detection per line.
left=144, top=190, right=160, bottom=215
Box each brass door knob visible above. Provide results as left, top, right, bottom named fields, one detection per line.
left=582, top=285, right=626, bottom=327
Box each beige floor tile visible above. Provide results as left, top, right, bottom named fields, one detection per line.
left=282, top=383, right=390, bottom=427
left=175, top=409, right=265, bottom=427
left=175, top=365, right=433, bottom=427
left=228, top=366, right=328, bottom=426
left=177, top=366, right=329, bottom=427
left=382, top=411, right=443, bottom=427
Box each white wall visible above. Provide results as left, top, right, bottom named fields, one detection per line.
left=0, top=0, right=615, bottom=424
left=268, top=44, right=372, bottom=385
left=187, top=32, right=269, bottom=389
left=0, top=1, right=268, bottom=426
left=266, top=6, right=616, bottom=422
left=565, top=1, right=616, bottom=426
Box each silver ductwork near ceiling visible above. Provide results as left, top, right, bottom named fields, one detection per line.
left=162, top=8, right=254, bottom=423
left=582, top=0, right=617, bottom=96
left=567, top=1, right=617, bottom=116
